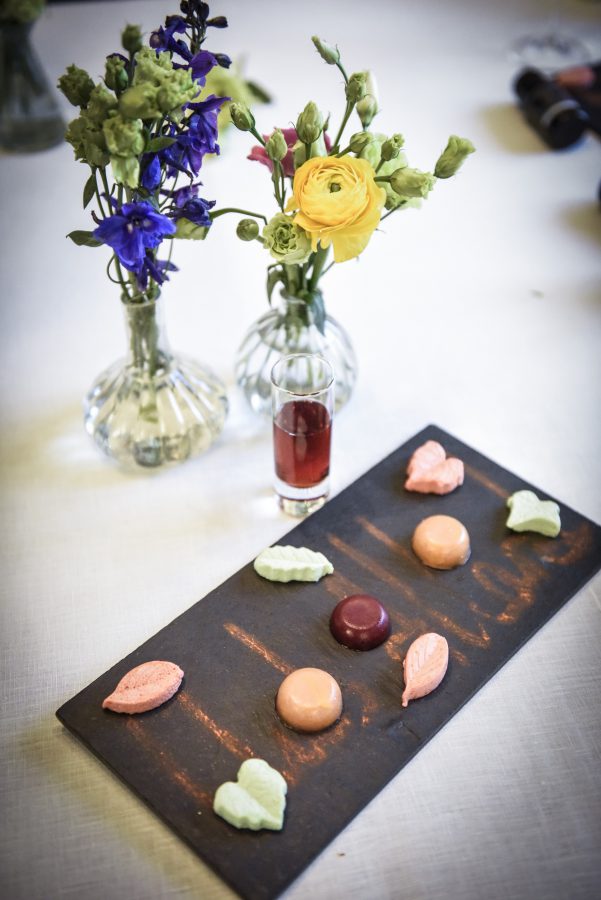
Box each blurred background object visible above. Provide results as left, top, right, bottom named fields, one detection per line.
left=0, top=0, right=65, bottom=152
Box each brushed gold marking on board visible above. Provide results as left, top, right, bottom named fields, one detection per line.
left=540, top=522, right=593, bottom=565
left=463, top=463, right=507, bottom=498
left=125, top=718, right=211, bottom=806
left=327, top=532, right=491, bottom=649
left=224, top=622, right=292, bottom=675
left=179, top=691, right=257, bottom=759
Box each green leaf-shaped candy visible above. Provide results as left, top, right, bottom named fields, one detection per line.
left=254, top=545, right=334, bottom=582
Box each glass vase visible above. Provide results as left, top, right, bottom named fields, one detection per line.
left=235, top=292, right=357, bottom=415
left=0, top=21, right=65, bottom=153
left=84, top=296, right=228, bottom=469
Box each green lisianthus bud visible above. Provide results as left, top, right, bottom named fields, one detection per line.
left=229, top=102, right=255, bottom=132
left=389, top=167, right=435, bottom=199
left=381, top=133, right=404, bottom=162
left=58, top=65, right=95, bottom=108
left=103, top=113, right=144, bottom=158
left=105, top=55, right=129, bottom=93
left=121, top=24, right=143, bottom=55
left=65, top=114, right=108, bottom=165
left=434, top=135, right=475, bottom=179
left=296, top=101, right=323, bottom=145
left=110, top=155, right=140, bottom=189
left=311, top=35, right=340, bottom=66
left=349, top=131, right=374, bottom=154
left=265, top=129, right=288, bottom=163
left=355, top=71, right=378, bottom=127
left=119, top=84, right=160, bottom=119
left=175, top=219, right=209, bottom=240
left=0, top=0, right=44, bottom=23
left=262, top=213, right=312, bottom=264
left=85, top=84, right=118, bottom=126
left=133, top=46, right=172, bottom=85
left=236, top=218, right=260, bottom=241
left=345, top=72, right=367, bottom=104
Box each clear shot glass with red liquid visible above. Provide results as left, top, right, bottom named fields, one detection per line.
left=271, top=354, right=334, bottom=517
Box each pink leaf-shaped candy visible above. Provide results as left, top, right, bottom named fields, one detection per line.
left=405, top=440, right=464, bottom=495
left=102, top=661, right=184, bottom=714
left=401, top=633, right=448, bottom=707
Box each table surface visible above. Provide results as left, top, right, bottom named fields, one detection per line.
left=1, top=1, right=600, bottom=899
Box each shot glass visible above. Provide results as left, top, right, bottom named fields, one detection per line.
left=271, top=353, right=335, bottom=517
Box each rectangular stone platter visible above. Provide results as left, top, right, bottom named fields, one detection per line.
left=56, top=424, right=601, bottom=900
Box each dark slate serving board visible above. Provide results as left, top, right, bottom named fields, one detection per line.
left=56, top=424, right=601, bottom=900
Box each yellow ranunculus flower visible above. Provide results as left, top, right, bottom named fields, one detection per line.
left=285, top=155, right=386, bottom=263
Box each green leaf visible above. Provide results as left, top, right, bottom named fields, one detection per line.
left=67, top=230, right=102, bottom=247
left=309, top=289, right=326, bottom=335
left=146, top=136, right=176, bottom=153
left=82, top=171, right=97, bottom=210
left=267, top=267, right=284, bottom=305
left=244, top=81, right=272, bottom=104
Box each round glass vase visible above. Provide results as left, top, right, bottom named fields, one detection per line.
left=235, top=292, right=357, bottom=416
left=83, top=295, right=228, bottom=469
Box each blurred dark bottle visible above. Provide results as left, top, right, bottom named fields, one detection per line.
left=0, top=20, right=64, bottom=153
left=513, top=67, right=589, bottom=149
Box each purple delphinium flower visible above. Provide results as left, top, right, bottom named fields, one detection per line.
left=171, top=196, right=215, bottom=227
left=136, top=253, right=178, bottom=290
left=188, top=49, right=219, bottom=84
left=141, top=155, right=162, bottom=192
left=93, top=201, right=176, bottom=270
left=149, top=16, right=190, bottom=60
left=162, top=94, right=227, bottom=176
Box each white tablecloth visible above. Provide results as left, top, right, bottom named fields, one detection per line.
left=1, top=0, right=600, bottom=897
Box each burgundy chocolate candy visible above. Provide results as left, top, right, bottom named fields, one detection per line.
left=329, top=594, right=391, bottom=650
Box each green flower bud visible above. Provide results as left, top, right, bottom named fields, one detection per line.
left=434, top=135, right=475, bottom=179
left=119, top=84, right=160, bottom=119
left=0, top=0, right=44, bottom=23
left=65, top=114, right=107, bottom=164
left=105, top=55, right=129, bottom=93
left=345, top=72, right=367, bottom=104
left=121, top=24, right=143, bottom=56
left=236, top=218, right=260, bottom=241
left=58, top=64, right=95, bottom=108
left=110, top=155, right=140, bottom=189
left=377, top=154, right=409, bottom=208
left=262, top=213, right=312, bottom=264
left=292, top=129, right=329, bottom=167
left=265, top=129, right=288, bottom=163
left=349, top=131, right=374, bottom=154
left=381, top=133, right=404, bottom=162
left=311, top=35, right=340, bottom=66
left=355, top=71, right=378, bottom=127
left=229, top=102, right=255, bottom=132
left=103, top=113, right=144, bottom=158
left=85, top=84, right=118, bottom=126
left=296, top=101, right=323, bottom=145
left=175, top=219, right=209, bottom=240
left=389, top=167, right=435, bottom=200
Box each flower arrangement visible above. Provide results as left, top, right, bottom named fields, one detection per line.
left=57, top=1, right=233, bottom=468
left=227, top=36, right=474, bottom=412
left=58, top=0, right=232, bottom=303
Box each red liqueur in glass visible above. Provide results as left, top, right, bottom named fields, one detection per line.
left=273, top=399, right=332, bottom=489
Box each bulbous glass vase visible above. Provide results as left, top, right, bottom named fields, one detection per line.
left=235, top=292, right=357, bottom=415
left=84, top=296, right=228, bottom=468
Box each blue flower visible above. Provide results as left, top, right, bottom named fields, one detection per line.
left=93, top=201, right=176, bottom=270
left=149, top=16, right=190, bottom=60
left=188, top=49, right=218, bottom=84
left=136, top=253, right=178, bottom=290
left=163, top=94, right=227, bottom=176
left=172, top=196, right=215, bottom=228
left=141, top=155, right=162, bottom=192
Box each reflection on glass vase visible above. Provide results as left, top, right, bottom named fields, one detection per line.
left=84, top=295, right=228, bottom=468
left=235, top=291, right=357, bottom=416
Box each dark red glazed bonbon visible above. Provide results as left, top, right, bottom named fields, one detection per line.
left=329, top=594, right=391, bottom=650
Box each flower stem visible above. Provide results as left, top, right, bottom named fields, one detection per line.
left=211, top=207, right=268, bottom=224
left=332, top=100, right=355, bottom=154
left=308, top=245, right=329, bottom=293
